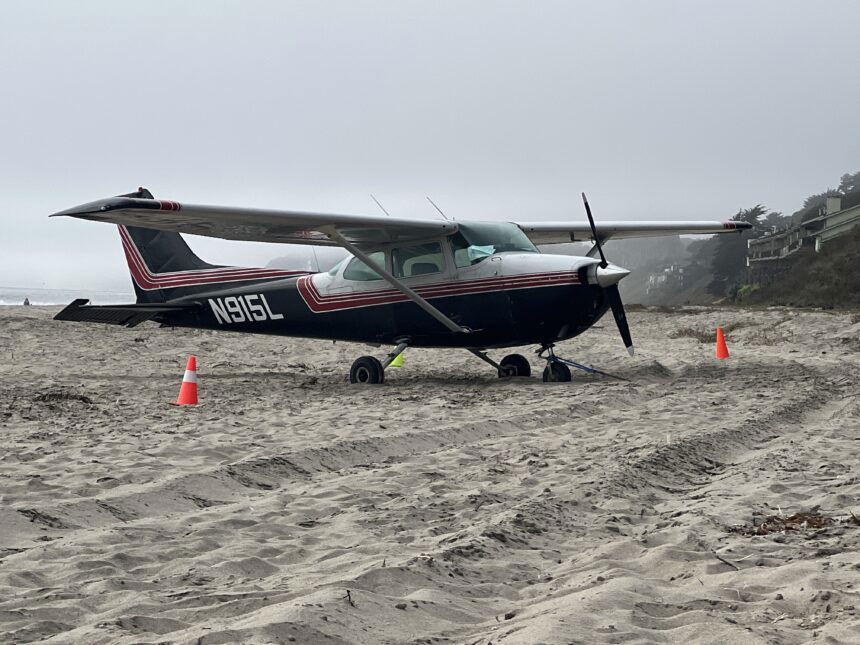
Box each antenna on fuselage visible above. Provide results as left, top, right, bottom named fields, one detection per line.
left=426, top=196, right=451, bottom=220
left=370, top=194, right=391, bottom=216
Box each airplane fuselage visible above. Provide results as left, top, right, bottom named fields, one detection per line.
left=162, top=253, right=611, bottom=349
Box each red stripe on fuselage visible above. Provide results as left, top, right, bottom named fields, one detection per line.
left=297, top=271, right=580, bottom=313
left=300, top=270, right=579, bottom=303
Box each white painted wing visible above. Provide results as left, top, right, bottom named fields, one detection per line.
left=51, top=195, right=457, bottom=246
left=517, top=220, right=751, bottom=244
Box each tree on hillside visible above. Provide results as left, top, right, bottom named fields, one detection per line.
left=706, top=204, right=767, bottom=298
left=793, top=170, right=860, bottom=222
left=762, top=210, right=787, bottom=230
left=838, top=170, right=860, bottom=194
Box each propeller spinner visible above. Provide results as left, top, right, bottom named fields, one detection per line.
left=582, top=193, right=635, bottom=357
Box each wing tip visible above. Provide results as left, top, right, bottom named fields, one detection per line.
left=723, top=221, right=753, bottom=231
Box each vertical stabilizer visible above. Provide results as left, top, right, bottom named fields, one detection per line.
left=118, top=188, right=309, bottom=303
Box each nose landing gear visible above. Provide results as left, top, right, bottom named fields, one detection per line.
left=537, top=344, right=627, bottom=382
left=537, top=345, right=572, bottom=382
left=542, top=361, right=572, bottom=382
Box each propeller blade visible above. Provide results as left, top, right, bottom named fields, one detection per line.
left=606, top=284, right=634, bottom=356
left=581, top=192, right=633, bottom=356
left=581, top=192, right=608, bottom=268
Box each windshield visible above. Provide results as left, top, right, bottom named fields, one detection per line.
left=450, top=222, right=538, bottom=266
left=327, top=258, right=347, bottom=276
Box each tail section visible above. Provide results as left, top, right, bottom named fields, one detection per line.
left=119, top=188, right=309, bottom=303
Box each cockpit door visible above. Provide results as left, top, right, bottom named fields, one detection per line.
left=447, top=232, right=513, bottom=333
left=389, top=239, right=459, bottom=335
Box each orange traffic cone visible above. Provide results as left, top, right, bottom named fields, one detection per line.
left=174, top=355, right=198, bottom=405
left=715, top=327, right=730, bottom=360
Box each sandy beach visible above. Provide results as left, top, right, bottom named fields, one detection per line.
left=0, top=305, right=857, bottom=644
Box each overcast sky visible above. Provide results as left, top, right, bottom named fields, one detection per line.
left=1, top=0, right=858, bottom=290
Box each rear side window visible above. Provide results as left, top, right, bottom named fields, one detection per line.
left=392, top=242, right=444, bottom=278
left=343, top=251, right=385, bottom=281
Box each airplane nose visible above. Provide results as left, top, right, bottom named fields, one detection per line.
left=594, top=263, right=630, bottom=288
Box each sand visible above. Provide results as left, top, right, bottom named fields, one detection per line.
left=0, top=305, right=858, bottom=644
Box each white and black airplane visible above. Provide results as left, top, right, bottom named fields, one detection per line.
left=52, top=188, right=750, bottom=383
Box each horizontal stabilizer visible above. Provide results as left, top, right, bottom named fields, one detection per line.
left=54, top=299, right=196, bottom=328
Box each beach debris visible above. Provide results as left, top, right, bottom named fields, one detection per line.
left=711, top=549, right=740, bottom=570
left=729, top=512, right=860, bottom=536
left=34, top=390, right=93, bottom=405
left=174, top=355, right=198, bottom=405
left=18, top=508, right=69, bottom=529
left=669, top=321, right=746, bottom=344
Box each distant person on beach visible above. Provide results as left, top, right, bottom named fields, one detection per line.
left=23, top=298, right=30, bottom=306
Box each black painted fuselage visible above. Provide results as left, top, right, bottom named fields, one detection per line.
left=163, top=270, right=610, bottom=349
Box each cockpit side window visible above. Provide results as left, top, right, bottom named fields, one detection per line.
left=392, top=242, right=444, bottom=278
left=343, top=251, right=385, bottom=281
left=450, top=232, right=484, bottom=267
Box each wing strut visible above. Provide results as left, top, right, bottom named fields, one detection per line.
left=325, top=228, right=470, bottom=335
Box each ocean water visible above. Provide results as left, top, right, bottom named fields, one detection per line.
left=0, top=286, right=135, bottom=306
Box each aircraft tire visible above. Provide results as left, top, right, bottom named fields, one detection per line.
left=542, top=362, right=571, bottom=383
left=350, top=356, right=385, bottom=384
left=498, top=354, right=531, bottom=378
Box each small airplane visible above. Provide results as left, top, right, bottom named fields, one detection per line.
left=51, top=188, right=750, bottom=383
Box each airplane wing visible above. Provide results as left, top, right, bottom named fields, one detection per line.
left=50, top=192, right=750, bottom=247
left=517, top=220, right=752, bottom=245
left=50, top=195, right=457, bottom=246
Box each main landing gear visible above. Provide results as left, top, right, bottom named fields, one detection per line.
left=349, top=356, right=385, bottom=384
left=468, top=349, right=532, bottom=378
left=499, top=353, right=531, bottom=377
left=349, top=339, right=409, bottom=385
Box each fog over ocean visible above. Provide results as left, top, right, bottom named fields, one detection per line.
left=0, top=286, right=133, bottom=306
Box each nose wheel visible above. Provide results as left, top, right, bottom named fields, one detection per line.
left=542, top=361, right=572, bottom=382
left=537, top=344, right=627, bottom=382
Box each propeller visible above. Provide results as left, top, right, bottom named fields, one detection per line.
left=582, top=193, right=635, bottom=356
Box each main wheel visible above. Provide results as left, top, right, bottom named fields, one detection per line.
left=349, top=356, right=385, bottom=384
left=498, top=353, right=531, bottom=378
left=542, top=362, right=571, bottom=383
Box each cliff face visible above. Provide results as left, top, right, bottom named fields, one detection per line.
left=739, top=227, right=860, bottom=309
